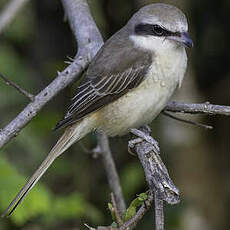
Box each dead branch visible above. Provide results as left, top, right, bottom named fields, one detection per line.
left=165, top=101, right=230, bottom=116
left=129, top=126, right=180, bottom=230
left=0, top=73, right=34, bottom=101
left=154, top=192, right=164, bottom=230
left=96, top=132, right=126, bottom=215
left=110, top=193, right=124, bottom=226
left=162, top=111, right=213, bottom=129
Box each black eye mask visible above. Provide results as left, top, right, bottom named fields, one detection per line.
left=135, top=23, right=180, bottom=37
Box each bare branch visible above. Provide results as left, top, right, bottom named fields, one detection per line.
left=96, top=132, right=126, bottom=215
left=162, top=111, right=213, bottom=130
left=0, top=0, right=103, bottom=148
left=61, top=0, right=103, bottom=59
left=0, top=0, right=31, bottom=34
left=129, top=126, right=180, bottom=230
left=110, top=193, right=123, bottom=227
left=130, top=126, right=180, bottom=204
left=154, top=192, right=164, bottom=230
left=0, top=59, right=86, bottom=147
left=165, top=101, right=230, bottom=116
left=0, top=73, right=34, bottom=101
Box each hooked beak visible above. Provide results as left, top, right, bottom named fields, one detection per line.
left=168, top=32, right=193, bottom=48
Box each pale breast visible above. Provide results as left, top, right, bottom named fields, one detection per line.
left=96, top=47, right=187, bottom=136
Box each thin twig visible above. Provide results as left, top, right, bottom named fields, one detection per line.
left=0, top=0, right=31, bottom=34
left=96, top=132, right=126, bottom=215
left=162, top=111, right=213, bottom=129
left=154, top=192, right=164, bottom=230
left=111, top=193, right=123, bottom=227
left=165, top=101, right=230, bottom=116
left=0, top=73, right=34, bottom=101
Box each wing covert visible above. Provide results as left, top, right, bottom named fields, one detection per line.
left=55, top=30, right=153, bottom=130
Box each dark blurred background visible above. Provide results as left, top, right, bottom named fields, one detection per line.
left=0, top=0, right=229, bottom=229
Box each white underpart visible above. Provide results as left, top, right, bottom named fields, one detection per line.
left=95, top=34, right=187, bottom=136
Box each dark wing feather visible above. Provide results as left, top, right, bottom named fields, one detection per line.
left=55, top=30, right=152, bottom=130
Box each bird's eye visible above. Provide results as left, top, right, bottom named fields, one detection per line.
left=152, top=25, right=164, bottom=36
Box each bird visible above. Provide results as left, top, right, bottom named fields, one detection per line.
left=2, top=3, right=193, bottom=217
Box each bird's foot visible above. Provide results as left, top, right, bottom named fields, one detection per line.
left=128, top=138, right=143, bottom=155
left=130, top=127, right=160, bottom=155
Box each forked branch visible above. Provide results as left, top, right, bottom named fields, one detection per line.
left=0, top=0, right=103, bottom=148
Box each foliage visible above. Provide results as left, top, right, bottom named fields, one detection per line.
left=0, top=155, right=103, bottom=226
left=123, top=192, right=147, bottom=222
left=0, top=155, right=51, bottom=225
left=108, top=192, right=148, bottom=228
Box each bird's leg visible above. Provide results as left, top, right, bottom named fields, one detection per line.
left=130, top=125, right=160, bottom=155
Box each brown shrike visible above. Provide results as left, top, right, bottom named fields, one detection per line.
left=2, top=3, right=193, bottom=216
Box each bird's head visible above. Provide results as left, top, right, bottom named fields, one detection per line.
left=127, top=3, right=193, bottom=52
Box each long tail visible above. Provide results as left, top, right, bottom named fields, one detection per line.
left=2, top=115, right=96, bottom=217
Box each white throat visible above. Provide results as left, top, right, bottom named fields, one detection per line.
left=129, top=34, right=187, bottom=88
left=129, top=34, right=181, bottom=53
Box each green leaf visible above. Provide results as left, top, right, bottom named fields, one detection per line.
left=108, top=202, right=116, bottom=222
left=124, top=206, right=136, bottom=222
left=123, top=192, right=148, bottom=222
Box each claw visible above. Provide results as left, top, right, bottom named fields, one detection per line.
left=128, top=138, right=142, bottom=156
left=130, top=128, right=160, bottom=155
